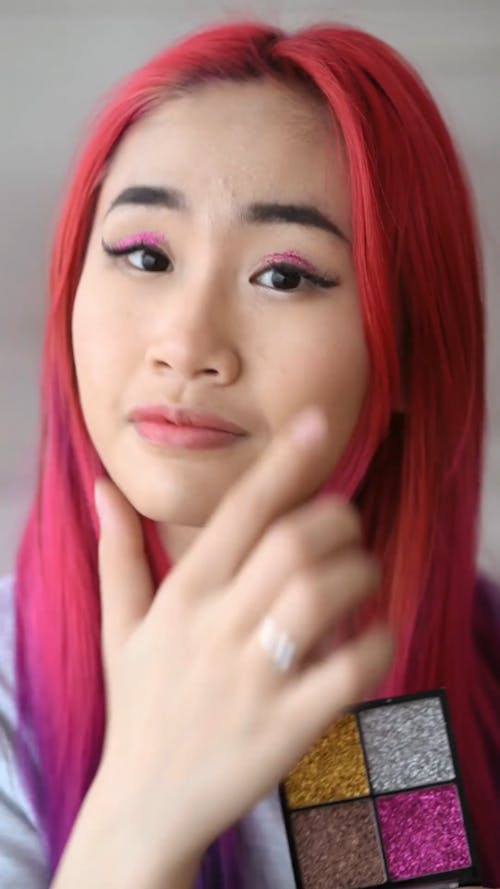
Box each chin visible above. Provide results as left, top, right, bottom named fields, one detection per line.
left=119, top=477, right=221, bottom=527
left=106, top=439, right=250, bottom=525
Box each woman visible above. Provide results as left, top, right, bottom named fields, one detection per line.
left=0, top=18, right=497, bottom=889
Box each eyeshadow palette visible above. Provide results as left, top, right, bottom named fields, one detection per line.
left=279, top=689, right=479, bottom=889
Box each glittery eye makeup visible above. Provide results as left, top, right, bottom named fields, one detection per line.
left=112, top=230, right=167, bottom=250
left=261, top=250, right=319, bottom=275
left=280, top=689, right=478, bottom=889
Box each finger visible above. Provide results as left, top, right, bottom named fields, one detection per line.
left=281, top=625, right=394, bottom=747
left=228, top=495, right=364, bottom=632
left=170, top=406, right=333, bottom=597
left=249, top=550, right=381, bottom=672
left=94, top=477, right=155, bottom=673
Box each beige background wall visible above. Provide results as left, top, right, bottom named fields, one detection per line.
left=0, top=0, right=498, bottom=578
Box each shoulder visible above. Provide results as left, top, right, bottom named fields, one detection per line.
left=0, top=571, right=16, bottom=637
left=0, top=571, right=15, bottom=629
left=0, top=572, right=17, bottom=741
left=0, top=573, right=50, bottom=887
left=0, top=572, right=35, bottom=798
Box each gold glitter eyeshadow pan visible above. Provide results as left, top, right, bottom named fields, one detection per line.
left=279, top=689, right=479, bottom=889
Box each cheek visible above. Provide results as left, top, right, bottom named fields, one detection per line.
left=317, top=321, right=370, bottom=401
left=257, top=301, right=370, bottom=428
left=71, top=281, right=138, bottom=397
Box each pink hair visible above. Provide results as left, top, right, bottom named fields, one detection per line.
left=13, top=19, right=498, bottom=886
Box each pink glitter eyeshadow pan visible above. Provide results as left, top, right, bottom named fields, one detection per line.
left=376, top=785, right=471, bottom=880
left=280, top=689, right=479, bottom=889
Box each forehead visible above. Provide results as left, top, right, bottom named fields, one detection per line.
left=96, top=78, right=350, bottom=230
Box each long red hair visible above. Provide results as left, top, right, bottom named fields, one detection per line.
left=13, top=20, right=497, bottom=886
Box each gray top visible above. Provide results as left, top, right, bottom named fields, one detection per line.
left=0, top=573, right=295, bottom=887
left=0, top=574, right=50, bottom=888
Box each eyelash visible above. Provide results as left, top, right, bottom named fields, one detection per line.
left=101, top=239, right=339, bottom=292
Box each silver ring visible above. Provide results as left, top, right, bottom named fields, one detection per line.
left=258, top=616, right=296, bottom=672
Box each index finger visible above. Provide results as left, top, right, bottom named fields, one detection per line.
left=168, top=406, right=334, bottom=595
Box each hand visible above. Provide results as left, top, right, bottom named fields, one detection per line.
left=92, top=406, right=394, bottom=883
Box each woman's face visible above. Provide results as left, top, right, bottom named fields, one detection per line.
left=72, top=77, right=370, bottom=558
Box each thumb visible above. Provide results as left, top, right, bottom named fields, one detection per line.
left=94, top=476, right=155, bottom=671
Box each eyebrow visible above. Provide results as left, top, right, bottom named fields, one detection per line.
left=104, top=184, right=349, bottom=243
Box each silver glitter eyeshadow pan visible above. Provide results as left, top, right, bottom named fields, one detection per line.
left=279, top=689, right=479, bottom=889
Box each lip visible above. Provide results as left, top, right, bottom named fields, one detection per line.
left=128, top=403, right=248, bottom=449
left=128, top=403, right=247, bottom=435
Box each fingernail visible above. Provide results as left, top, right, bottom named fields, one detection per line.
left=290, top=407, right=327, bottom=447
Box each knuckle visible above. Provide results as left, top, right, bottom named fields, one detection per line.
left=292, top=569, right=324, bottom=617
left=346, top=552, right=381, bottom=590
left=269, top=520, right=315, bottom=569
left=345, top=656, right=366, bottom=696
left=336, top=500, right=363, bottom=540
left=335, top=640, right=370, bottom=694
left=361, top=553, right=382, bottom=586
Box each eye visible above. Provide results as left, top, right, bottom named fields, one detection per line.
left=251, top=262, right=338, bottom=294
left=102, top=239, right=171, bottom=273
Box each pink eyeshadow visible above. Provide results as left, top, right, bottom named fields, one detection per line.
left=114, top=231, right=165, bottom=249
left=376, top=785, right=470, bottom=880
left=263, top=250, right=316, bottom=273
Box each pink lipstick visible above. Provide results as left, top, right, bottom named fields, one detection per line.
left=128, top=403, right=247, bottom=450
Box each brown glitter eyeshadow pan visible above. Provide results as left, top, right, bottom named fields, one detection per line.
left=279, top=689, right=480, bottom=889
left=291, top=800, right=385, bottom=889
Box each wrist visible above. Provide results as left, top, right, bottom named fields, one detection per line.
left=52, top=768, right=202, bottom=889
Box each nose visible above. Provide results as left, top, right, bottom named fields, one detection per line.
left=144, top=279, right=242, bottom=386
